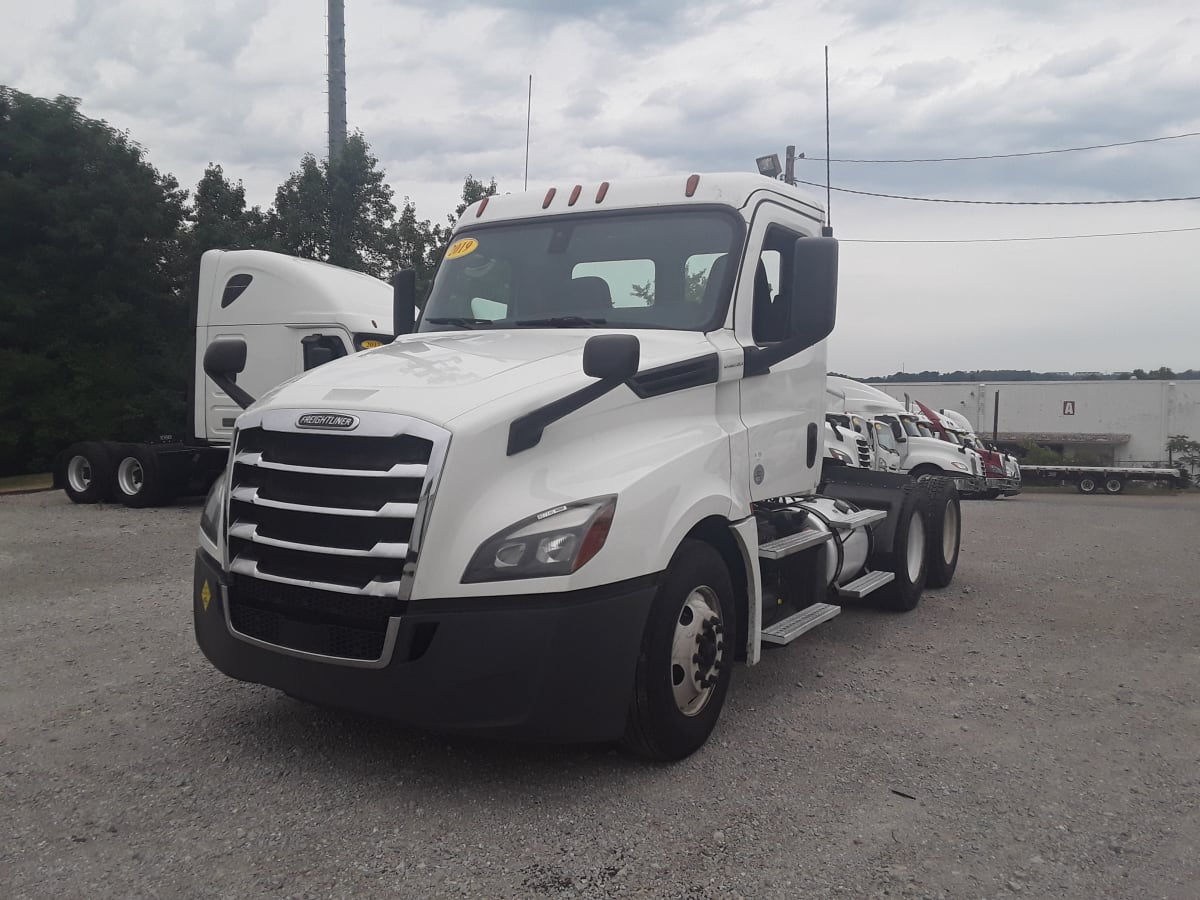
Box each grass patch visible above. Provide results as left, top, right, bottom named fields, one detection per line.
left=0, top=473, right=54, bottom=493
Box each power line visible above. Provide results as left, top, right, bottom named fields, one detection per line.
left=841, top=226, right=1200, bottom=244
left=794, top=178, right=1200, bottom=205
left=798, top=130, right=1200, bottom=163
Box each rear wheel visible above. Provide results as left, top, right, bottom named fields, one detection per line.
left=922, top=478, right=961, bottom=589
left=112, top=444, right=167, bottom=507
left=874, top=484, right=929, bottom=612
left=1103, top=477, right=1124, bottom=494
left=60, top=442, right=115, bottom=504
left=622, top=540, right=736, bottom=761
left=1077, top=476, right=1098, bottom=494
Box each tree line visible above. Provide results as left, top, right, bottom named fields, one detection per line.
left=0, top=86, right=496, bottom=476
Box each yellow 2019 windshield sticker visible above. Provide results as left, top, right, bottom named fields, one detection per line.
left=446, top=238, right=479, bottom=260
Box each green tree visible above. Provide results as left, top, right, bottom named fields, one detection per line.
left=0, top=87, right=189, bottom=475
left=266, top=133, right=396, bottom=278
left=1166, top=434, right=1191, bottom=465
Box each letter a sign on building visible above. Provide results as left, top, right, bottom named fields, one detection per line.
left=1062, top=400, right=1076, bottom=416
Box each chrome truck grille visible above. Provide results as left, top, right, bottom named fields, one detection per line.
left=223, top=414, right=449, bottom=664
left=855, top=436, right=871, bottom=468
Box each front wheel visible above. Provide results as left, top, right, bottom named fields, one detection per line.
left=622, top=540, right=737, bottom=761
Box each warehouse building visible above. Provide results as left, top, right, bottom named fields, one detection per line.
left=875, top=380, right=1200, bottom=464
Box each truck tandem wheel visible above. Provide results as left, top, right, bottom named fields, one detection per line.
left=112, top=444, right=168, bottom=507
left=922, top=478, right=961, bottom=589
left=621, top=540, right=736, bottom=761
left=1103, top=476, right=1124, bottom=494
left=873, top=483, right=929, bottom=612
left=1077, top=476, right=1098, bottom=494
left=60, top=441, right=116, bottom=504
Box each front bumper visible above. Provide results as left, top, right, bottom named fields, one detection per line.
left=986, top=476, right=1022, bottom=496
left=193, top=551, right=655, bottom=743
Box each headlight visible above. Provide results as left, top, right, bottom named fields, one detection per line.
left=462, top=496, right=616, bottom=583
left=827, top=447, right=853, bottom=466
left=951, top=461, right=968, bottom=472
left=200, top=470, right=227, bottom=548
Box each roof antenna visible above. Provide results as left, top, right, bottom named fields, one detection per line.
left=524, top=75, right=532, bottom=191
left=822, top=45, right=834, bottom=237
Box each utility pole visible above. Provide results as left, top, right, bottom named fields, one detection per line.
left=327, top=0, right=347, bottom=160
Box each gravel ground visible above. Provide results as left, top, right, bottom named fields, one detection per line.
left=2, top=488, right=1198, bottom=900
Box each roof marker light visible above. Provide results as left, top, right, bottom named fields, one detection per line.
left=476, top=196, right=489, bottom=218
left=542, top=187, right=557, bottom=209
left=568, top=185, right=582, bottom=206
left=595, top=182, right=610, bottom=203
left=685, top=174, right=700, bottom=197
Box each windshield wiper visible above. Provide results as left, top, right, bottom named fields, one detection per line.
left=514, top=316, right=607, bottom=328
left=423, top=317, right=496, bottom=329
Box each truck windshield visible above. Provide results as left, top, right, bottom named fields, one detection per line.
left=900, top=416, right=924, bottom=438
left=418, top=208, right=743, bottom=332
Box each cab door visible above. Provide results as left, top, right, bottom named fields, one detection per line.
left=734, top=201, right=829, bottom=501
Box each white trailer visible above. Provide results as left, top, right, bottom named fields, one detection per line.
left=56, top=250, right=393, bottom=506
left=193, top=173, right=963, bottom=760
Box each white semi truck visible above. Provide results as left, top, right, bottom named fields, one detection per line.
left=193, top=173, right=962, bottom=760
left=827, top=376, right=985, bottom=493
left=56, top=250, right=394, bottom=506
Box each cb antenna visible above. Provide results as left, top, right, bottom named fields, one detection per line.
left=823, top=44, right=833, bottom=237
left=524, top=75, right=532, bottom=191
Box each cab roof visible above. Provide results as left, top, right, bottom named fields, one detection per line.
left=459, top=172, right=827, bottom=225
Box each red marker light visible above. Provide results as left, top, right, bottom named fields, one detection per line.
left=568, top=184, right=582, bottom=206
left=685, top=174, right=700, bottom=197
left=595, top=181, right=610, bottom=203
left=476, top=196, right=489, bottom=218
left=543, top=187, right=557, bottom=209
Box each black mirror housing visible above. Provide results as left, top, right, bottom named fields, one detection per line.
left=583, top=334, right=640, bottom=381
left=788, top=237, right=838, bottom=347
left=203, top=339, right=255, bottom=409
left=393, top=269, right=417, bottom=337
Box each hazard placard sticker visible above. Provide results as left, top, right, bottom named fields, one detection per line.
left=446, top=238, right=479, bottom=260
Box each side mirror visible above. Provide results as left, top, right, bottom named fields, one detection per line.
left=583, top=334, right=640, bottom=380
left=393, top=269, right=417, bottom=337
left=788, top=236, right=838, bottom=347
left=890, top=421, right=906, bottom=443
left=203, top=339, right=255, bottom=409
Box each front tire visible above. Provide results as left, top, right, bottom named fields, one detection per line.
left=622, top=540, right=736, bottom=761
left=923, top=478, right=961, bottom=589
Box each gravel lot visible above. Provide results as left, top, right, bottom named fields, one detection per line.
left=2, top=488, right=1198, bottom=899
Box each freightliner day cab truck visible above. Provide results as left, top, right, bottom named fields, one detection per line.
left=193, top=173, right=963, bottom=760
left=56, top=250, right=394, bottom=506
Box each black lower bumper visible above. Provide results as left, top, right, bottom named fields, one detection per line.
left=193, top=551, right=656, bottom=743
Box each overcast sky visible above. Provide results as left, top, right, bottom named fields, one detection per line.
left=4, top=0, right=1199, bottom=377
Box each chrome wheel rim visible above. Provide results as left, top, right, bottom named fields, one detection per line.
left=67, top=455, right=93, bottom=493
left=116, top=457, right=144, bottom=497
left=669, top=587, right=724, bottom=717
left=906, top=514, right=926, bottom=582
left=941, top=499, right=959, bottom=563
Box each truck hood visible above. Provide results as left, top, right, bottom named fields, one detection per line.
left=254, top=329, right=716, bottom=426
